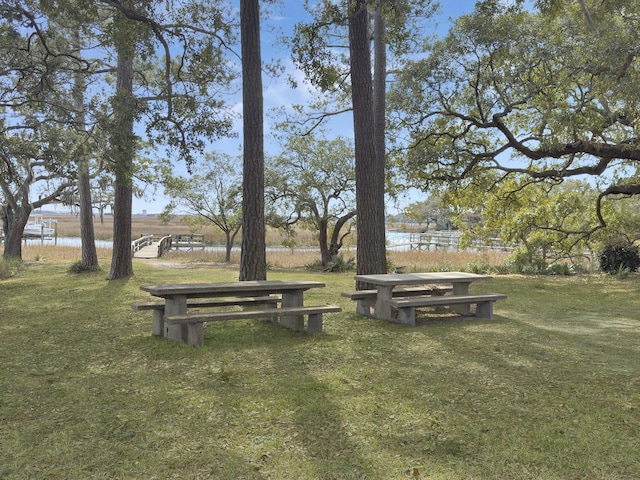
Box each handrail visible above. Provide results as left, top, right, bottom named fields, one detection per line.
left=131, top=235, right=154, bottom=256
left=157, top=235, right=173, bottom=257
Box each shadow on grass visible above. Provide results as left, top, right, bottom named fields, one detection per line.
left=267, top=341, right=381, bottom=479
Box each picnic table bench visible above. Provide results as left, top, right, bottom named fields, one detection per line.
left=131, top=296, right=280, bottom=336
left=389, top=293, right=508, bottom=325
left=348, top=272, right=506, bottom=326
left=136, top=280, right=341, bottom=346
left=165, top=305, right=341, bottom=347
left=341, top=286, right=452, bottom=317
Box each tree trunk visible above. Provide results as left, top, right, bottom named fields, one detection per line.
left=373, top=7, right=387, bottom=172
left=328, top=211, right=356, bottom=259
left=239, top=0, right=267, bottom=281
left=318, top=218, right=331, bottom=265
left=77, top=162, right=99, bottom=271
left=108, top=24, right=135, bottom=280
left=225, top=230, right=233, bottom=262
left=72, top=36, right=99, bottom=272
left=1, top=205, right=29, bottom=260
left=349, top=0, right=387, bottom=289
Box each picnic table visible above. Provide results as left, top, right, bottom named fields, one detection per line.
left=350, top=272, right=506, bottom=326
left=136, top=280, right=341, bottom=346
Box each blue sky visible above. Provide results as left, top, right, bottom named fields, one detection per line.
left=131, top=1, right=479, bottom=215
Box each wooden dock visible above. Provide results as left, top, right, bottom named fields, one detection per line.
left=131, top=233, right=204, bottom=258
left=134, top=242, right=161, bottom=259
left=171, top=234, right=205, bottom=251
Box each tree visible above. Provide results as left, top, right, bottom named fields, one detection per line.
left=0, top=2, right=79, bottom=259
left=391, top=1, right=640, bottom=244
left=71, top=29, right=100, bottom=272
left=289, top=0, right=437, bottom=285
left=239, top=0, right=266, bottom=281
left=0, top=125, right=75, bottom=259
left=106, top=6, right=138, bottom=280
left=94, top=0, right=236, bottom=279
left=265, top=134, right=356, bottom=266
left=348, top=0, right=387, bottom=286
left=161, top=153, right=242, bottom=262
left=404, top=196, right=454, bottom=230
left=444, top=177, right=598, bottom=271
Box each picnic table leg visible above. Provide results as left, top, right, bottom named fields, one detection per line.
left=356, top=298, right=375, bottom=317
left=374, top=286, right=394, bottom=320
left=475, top=301, right=494, bottom=319
left=280, top=290, right=304, bottom=331
left=152, top=309, right=165, bottom=337
left=451, top=281, right=472, bottom=315
left=165, top=295, right=188, bottom=342
left=307, top=313, right=323, bottom=334
left=393, top=306, right=416, bottom=326
left=186, top=323, right=205, bottom=347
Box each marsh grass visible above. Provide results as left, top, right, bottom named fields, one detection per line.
left=1, top=258, right=639, bottom=479
left=146, top=248, right=510, bottom=273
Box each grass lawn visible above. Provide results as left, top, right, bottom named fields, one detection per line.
left=1, top=260, right=639, bottom=479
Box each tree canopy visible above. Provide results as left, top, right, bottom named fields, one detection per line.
left=390, top=0, right=640, bottom=240
left=0, top=0, right=237, bottom=269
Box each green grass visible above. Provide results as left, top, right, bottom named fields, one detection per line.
left=1, top=261, right=639, bottom=479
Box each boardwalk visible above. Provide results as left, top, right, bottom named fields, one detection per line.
left=133, top=242, right=161, bottom=259
left=131, top=233, right=204, bottom=259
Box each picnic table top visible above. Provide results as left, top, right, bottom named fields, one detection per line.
left=354, top=272, right=491, bottom=286
left=140, top=280, right=326, bottom=297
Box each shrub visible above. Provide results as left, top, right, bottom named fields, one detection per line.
left=546, top=263, right=572, bottom=276
left=304, top=258, right=325, bottom=272
left=467, top=261, right=492, bottom=274
left=598, top=244, right=640, bottom=274
left=304, top=255, right=356, bottom=273
left=324, top=255, right=355, bottom=273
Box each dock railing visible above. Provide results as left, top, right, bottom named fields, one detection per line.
left=131, top=235, right=155, bottom=256
left=157, top=235, right=173, bottom=257
left=171, top=233, right=205, bottom=251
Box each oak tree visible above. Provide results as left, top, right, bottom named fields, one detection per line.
left=265, top=134, right=356, bottom=266
left=391, top=1, right=640, bottom=245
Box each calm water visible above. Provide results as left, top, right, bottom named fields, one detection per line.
left=25, top=231, right=457, bottom=253
left=23, top=237, right=113, bottom=249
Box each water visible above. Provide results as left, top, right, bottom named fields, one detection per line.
left=25, top=231, right=469, bottom=253
left=23, top=237, right=113, bottom=249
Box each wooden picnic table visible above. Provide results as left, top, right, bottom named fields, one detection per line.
left=353, top=272, right=499, bottom=324
left=139, top=280, right=333, bottom=345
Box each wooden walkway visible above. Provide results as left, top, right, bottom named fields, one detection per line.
left=131, top=234, right=204, bottom=259
left=133, top=242, right=161, bottom=259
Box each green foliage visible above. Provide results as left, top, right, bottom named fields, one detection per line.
left=391, top=1, right=640, bottom=239
left=160, top=153, right=242, bottom=235
left=403, top=195, right=454, bottom=230
left=265, top=132, right=356, bottom=263
left=324, top=254, right=355, bottom=273
left=304, top=258, right=325, bottom=271
left=507, top=246, right=551, bottom=274
left=466, top=260, right=492, bottom=274
left=599, top=244, right=640, bottom=274
left=304, top=254, right=355, bottom=273
left=546, top=263, right=572, bottom=276
left=281, top=236, right=297, bottom=254
left=443, top=178, right=596, bottom=271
